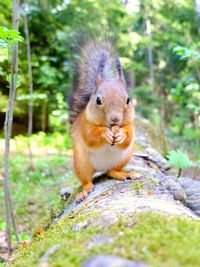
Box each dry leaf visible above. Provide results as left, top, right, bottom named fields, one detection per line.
left=36, top=228, right=44, bottom=234
left=21, top=241, right=27, bottom=247
left=147, top=189, right=153, bottom=196
left=100, top=191, right=110, bottom=196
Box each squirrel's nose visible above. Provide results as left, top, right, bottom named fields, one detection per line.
left=110, top=115, right=120, bottom=125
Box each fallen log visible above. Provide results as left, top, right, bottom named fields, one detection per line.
left=9, top=117, right=200, bottom=267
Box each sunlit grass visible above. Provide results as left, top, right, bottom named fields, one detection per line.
left=0, top=132, right=77, bottom=243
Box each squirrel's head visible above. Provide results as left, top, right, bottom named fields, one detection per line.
left=85, top=58, right=136, bottom=127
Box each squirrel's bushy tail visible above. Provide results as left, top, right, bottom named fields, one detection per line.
left=68, top=38, right=120, bottom=124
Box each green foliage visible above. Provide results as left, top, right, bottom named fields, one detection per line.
left=16, top=93, right=47, bottom=101
left=0, top=26, right=24, bottom=48
left=13, top=131, right=72, bottom=152
left=173, top=45, right=200, bottom=61
left=6, top=73, right=22, bottom=89
left=49, top=92, right=68, bottom=132
left=167, top=150, right=193, bottom=171
left=0, top=0, right=199, bottom=157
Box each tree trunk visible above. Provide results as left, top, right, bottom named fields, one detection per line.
left=3, top=0, right=20, bottom=252
left=23, top=0, right=34, bottom=169
left=146, top=19, right=154, bottom=94
left=194, top=0, right=200, bottom=33
left=41, top=102, right=49, bottom=132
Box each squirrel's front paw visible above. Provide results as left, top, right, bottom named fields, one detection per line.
left=113, top=128, right=126, bottom=145
left=102, top=128, right=114, bottom=145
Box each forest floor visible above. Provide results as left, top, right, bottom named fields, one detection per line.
left=0, top=132, right=78, bottom=262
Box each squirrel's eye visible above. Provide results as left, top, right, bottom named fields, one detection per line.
left=96, top=96, right=102, bottom=105
left=126, top=97, right=130, bottom=105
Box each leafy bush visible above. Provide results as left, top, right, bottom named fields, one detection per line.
left=167, top=150, right=193, bottom=178
left=0, top=26, right=24, bottom=47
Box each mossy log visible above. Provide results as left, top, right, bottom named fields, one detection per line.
left=9, top=117, right=200, bottom=267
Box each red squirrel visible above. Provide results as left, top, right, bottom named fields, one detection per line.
left=68, top=39, right=140, bottom=202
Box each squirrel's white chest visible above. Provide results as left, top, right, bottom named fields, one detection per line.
left=88, top=144, right=131, bottom=172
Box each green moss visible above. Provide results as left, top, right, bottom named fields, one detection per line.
left=133, top=143, right=146, bottom=153
left=135, top=118, right=168, bottom=155
left=8, top=212, right=200, bottom=267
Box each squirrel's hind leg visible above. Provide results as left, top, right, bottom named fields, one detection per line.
left=106, top=155, right=142, bottom=180
left=73, top=144, right=94, bottom=203
left=107, top=169, right=141, bottom=181
left=76, top=182, right=94, bottom=203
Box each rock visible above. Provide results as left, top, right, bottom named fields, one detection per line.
left=91, top=211, right=119, bottom=228
left=82, top=255, right=148, bottom=267
left=72, top=221, right=88, bottom=231
left=87, top=235, right=113, bottom=249
left=60, top=187, right=73, bottom=200
left=175, top=177, right=200, bottom=214
left=161, top=177, right=187, bottom=203
left=133, top=151, right=149, bottom=159
left=177, top=177, right=193, bottom=189
left=145, top=147, right=168, bottom=170
left=184, top=185, right=200, bottom=197
left=181, top=180, right=200, bottom=196
left=39, top=244, right=60, bottom=267
left=160, top=175, right=176, bottom=181
left=185, top=193, right=200, bottom=215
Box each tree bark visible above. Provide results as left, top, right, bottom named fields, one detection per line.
left=194, top=0, right=200, bottom=33
left=23, top=0, right=34, bottom=169
left=4, top=0, right=20, bottom=252
left=146, top=19, right=154, bottom=94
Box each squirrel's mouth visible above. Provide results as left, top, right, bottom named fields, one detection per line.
left=109, top=122, right=120, bottom=127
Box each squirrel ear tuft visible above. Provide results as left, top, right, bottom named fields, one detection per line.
left=98, top=54, right=106, bottom=77
left=97, top=77, right=104, bottom=86
left=97, top=54, right=106, bottom=86
left=116, top=58, right=126, bottom=86
left=118, top=76, right=126, bottom=86
left=116, top=58, right=123, bottom=77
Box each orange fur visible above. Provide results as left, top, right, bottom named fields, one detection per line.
left=81, top=111, right=109, bottom=148
left=115, top=124, right=134, bottom=149
left=107, top=170, right=140, bottom=180
left=114, top=150, right=133, bottom=171
left=71, top=108, right=139, bottom=202
left=71, top=114, right=94, bottom=201
left=68, top=39, right=142, bottom=202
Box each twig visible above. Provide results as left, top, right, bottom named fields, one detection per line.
left=177, top=168, right=182, bottom=179
left=8, top=190, right=20, bottom=244
left=23, top=0, right=34, bottom=170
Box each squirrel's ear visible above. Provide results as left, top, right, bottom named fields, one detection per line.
left=97, top=55, right=106, bottom=86
left=116, top=58, right=126, bottom=86
left=118, top=76, right=126, bottom=86
left=97, top=77, right=104, bottom=86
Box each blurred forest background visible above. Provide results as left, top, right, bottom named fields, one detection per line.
left=0, top=0, right=200, bottom=260
left=0, top=0, right=200, bottom=152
